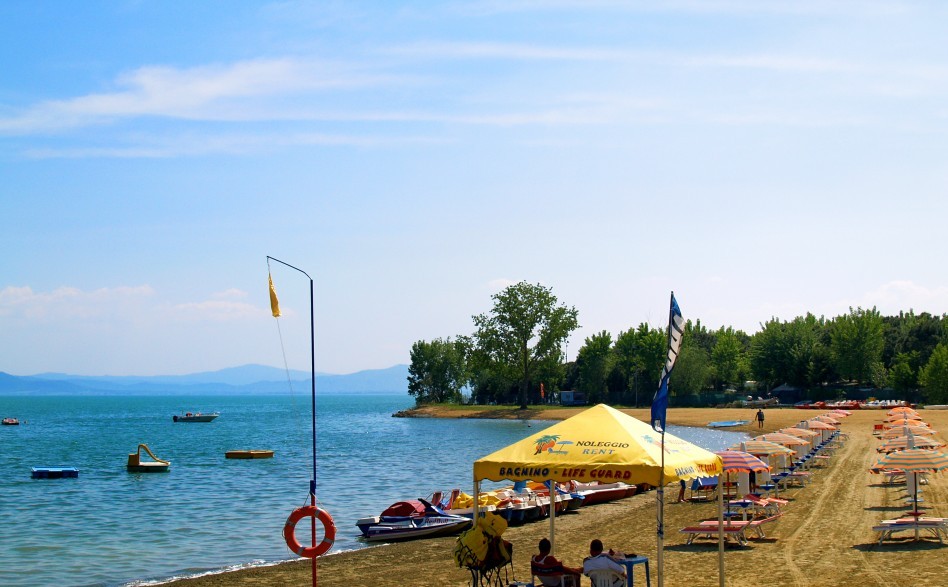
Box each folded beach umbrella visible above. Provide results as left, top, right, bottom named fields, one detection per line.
left=755, top=433, right=809, bottom=447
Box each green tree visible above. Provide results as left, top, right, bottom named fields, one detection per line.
left=672, top=344, right=712, bottom=397
left=831, top=307, right=885, bottom=385
left=711, top=326, right=743, bottom=390
left=919, top=343, right=948, bottom=404
left=407, top=337, right=468, bottom=404
left=890, top=351, right=919, bottom=393
left=472, top=282, right=579, bottom=409
left=575, top=331, right=614, bottom=404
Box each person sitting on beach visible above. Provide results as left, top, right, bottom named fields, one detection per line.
left=582, top=539, right=626, bottom=587
left=531, top=538, right=582, bottom=587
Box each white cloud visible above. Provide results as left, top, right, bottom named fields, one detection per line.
left=0, top=58, right=392, bottom=135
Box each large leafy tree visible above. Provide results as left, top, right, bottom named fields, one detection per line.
left=472, top=282, right=579, bottom=409
left=407, top=337, right=469, bottom=405
left=919, top=343, right=948, bottom=404
left=613, top=323, right=666, bottom=406
left=831, top=306, right=885, bottom=385
left=711, top=326, right=743, bottom=390
left=575, top=331, right=614, bottom=404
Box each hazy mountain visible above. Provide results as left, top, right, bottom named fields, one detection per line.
left=0, top=364, right=409, bottom=396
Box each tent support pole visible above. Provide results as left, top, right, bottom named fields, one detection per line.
left=548, top=480, right=556, bottom=554
left=473, top=478, right=479, bottom=527
left=718, top=476, right=725, bottom=587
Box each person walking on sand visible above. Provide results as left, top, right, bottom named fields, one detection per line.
left=756, top=408, right=765, bottom=429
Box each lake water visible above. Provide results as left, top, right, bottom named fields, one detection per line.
left=0, top=394, right=749, bottom=586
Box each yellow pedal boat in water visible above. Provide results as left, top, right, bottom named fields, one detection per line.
left=225, top=450, right=274, bottom=459
left=127, top=444, right=170, bottom=472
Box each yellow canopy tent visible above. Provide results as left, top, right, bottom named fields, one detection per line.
left=472, top=404, right=725, bottom=587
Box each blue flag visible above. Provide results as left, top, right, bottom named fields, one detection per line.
left=651, top=292, right=683, bottom=432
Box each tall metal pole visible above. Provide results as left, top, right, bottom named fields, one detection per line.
left=267, top=256, right=317, bottom=587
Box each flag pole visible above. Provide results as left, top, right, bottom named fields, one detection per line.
left=268, top=255, right=318, bottom=587
left=651, top=291, right=682, bottom=587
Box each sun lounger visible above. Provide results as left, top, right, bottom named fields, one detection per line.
left=873, top=520, right=947, bottom=544
left=680, top=524, right=748, bottom=545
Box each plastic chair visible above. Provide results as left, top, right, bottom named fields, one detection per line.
left=586, top=568, right=625, bottom=587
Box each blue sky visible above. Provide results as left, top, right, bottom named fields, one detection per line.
left=3, top=1, right=948, bottom=376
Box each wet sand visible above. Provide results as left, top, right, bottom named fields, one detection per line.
left=168, top=406, right=948, bottom=587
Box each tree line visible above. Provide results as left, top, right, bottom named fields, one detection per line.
left=407, top=282, right=948, bottom=407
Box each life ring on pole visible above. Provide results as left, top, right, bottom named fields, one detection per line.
left=283, top=505, right=336, bottom=558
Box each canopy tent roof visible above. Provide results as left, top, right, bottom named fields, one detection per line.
left=473, top=403, right=723, bottom=485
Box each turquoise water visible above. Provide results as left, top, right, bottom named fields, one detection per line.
left=0, top=395, right=748, bottom=586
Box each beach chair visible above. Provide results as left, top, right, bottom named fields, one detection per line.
left=586, top=568, right=625, bottom=587
left=530, top=558, right=578, bottom=587
left=680, top=524, right=748, bottom=545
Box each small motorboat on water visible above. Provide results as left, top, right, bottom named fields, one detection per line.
left=2, top=418, right=19, bottom=425
left=172, top=412, right=219, bottom=422
left=356, top=499, right=472, bottom=542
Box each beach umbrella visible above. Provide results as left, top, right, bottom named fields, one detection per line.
left=804, top=419, right=836, bottom=430
left=884, top=418, right=929, bottom=428
left=880, top=425, right=937, bottom=439
left=755, top=433, right=809, bottom=447
left=887, top=407, right=918, bottom=417
left=714, top=451, right=770, bottom=515
left=780, top=427, right=820, bottom=438
left=828, top=409, right=851, bottom=417
left=877, top=436, right=945, bottom=453
left=728, top=440, right=794, bottom=457
left=886, top=413, right=922, bottom=423
left=874, top=446, right=948, bottom=526
left=812, top=415, right=840, bottom=425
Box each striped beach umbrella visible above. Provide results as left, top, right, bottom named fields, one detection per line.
left=755, top=433, right=809, bottom=447
left=828, top=409, right=851, bottom=417
left=728, top=440, right=793, bottom=457
left=884, top=418, right=930, bottom=428
left=874, top=448, right=948, bottom=515
left=781, top=427, right=820, bottom=438
left=812, top=415, right=840, bottom=425
left=715, top=450, right=771, bottom=473
left=877, top=436, right=945, bottom=453
left=887, top=406, right=918, bottom=417
left=886, top=413, right=923, bottom=423
left=804, top=419, right=836, bottom=430
left=880, top=425, right=936, bottom=439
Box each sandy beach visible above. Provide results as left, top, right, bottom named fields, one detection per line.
left=169, top=406, right=948, bottom=587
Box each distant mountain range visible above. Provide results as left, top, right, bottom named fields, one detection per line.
left=0, top=364, right=409, bottom=396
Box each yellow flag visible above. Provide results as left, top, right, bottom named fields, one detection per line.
left=268, top=273, right=281, bottom=317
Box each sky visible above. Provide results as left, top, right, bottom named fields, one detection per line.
left=3, top=1, right=948, bottom=377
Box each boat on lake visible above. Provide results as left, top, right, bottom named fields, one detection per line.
left=172, top=412, right=219, bottom=422
left=355, top=499, right=472, bottom=542
left=2, top=418, right=19, bottom=425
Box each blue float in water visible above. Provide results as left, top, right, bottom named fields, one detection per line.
left=31, top=467, right=79, bottom=479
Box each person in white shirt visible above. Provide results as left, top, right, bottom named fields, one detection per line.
left=582, top=539, right=626, bottom=586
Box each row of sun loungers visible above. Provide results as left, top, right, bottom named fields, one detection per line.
left=872, top=517, right=948, bottom=544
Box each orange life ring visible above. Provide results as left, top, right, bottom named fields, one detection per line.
left=283, top=505, right=336, bottom=558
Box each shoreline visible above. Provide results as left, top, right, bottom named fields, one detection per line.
left=165, top=406, right=948, bottom=587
